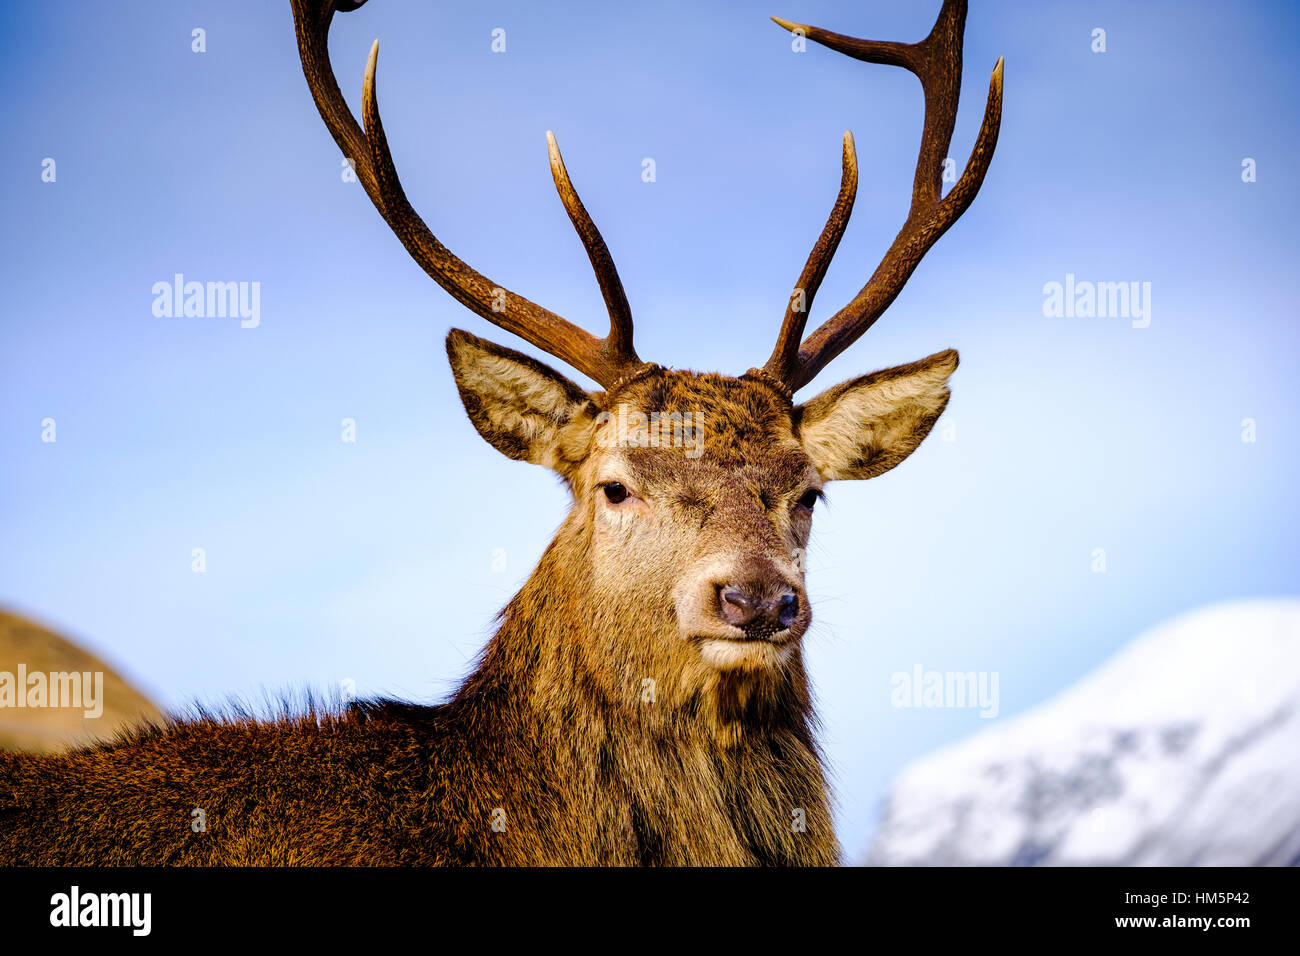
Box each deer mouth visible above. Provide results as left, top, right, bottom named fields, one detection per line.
left=704, top=624, right=794, bottom=645
left=691, top=618, right=804, bottom=649
left=692, top=631, right=798, bottom=670
left=738, top=618, right=792, bottom=642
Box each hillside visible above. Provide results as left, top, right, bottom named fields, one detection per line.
left=0, top=610, right=163, bottom=753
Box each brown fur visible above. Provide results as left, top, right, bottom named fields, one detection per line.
left=0, top=330, right=956, bottom=866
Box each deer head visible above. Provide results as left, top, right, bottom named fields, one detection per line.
left=291, top=0, right=1002, bottom=717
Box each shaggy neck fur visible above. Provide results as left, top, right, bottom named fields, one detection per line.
left=450, top=515, right=841, bottom=866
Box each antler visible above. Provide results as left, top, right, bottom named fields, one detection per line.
left=762, top=0, right=1003, bottom=394
left=290, top=0, right=646, bottom=389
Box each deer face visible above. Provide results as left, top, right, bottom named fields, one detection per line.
left=447, top=330, right=957, bottom=680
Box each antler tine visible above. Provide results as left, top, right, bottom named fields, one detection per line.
left=766, top=130, right=858, bottom=387
left=290, top=0, right=642, bottom=389
left=765, top=0, right=1004, bottom=393
left=546, top=131, right=638, bottom=365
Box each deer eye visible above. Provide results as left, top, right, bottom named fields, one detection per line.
left=602, top=482, right=629, bottom=504
left=796, top=489, right=821, bottom=512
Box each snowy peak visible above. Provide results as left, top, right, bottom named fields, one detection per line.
left=866, top=600, right=1300, bottom=866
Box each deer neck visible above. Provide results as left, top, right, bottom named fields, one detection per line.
left=468, top=524, right=818, bottom=750
left=450, top=519, right=837, bottom=864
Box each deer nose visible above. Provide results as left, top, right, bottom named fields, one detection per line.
left=718, top=586, right=800, bottom=633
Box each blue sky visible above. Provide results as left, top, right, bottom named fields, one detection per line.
left=2, top=0, right=1297, bottom=856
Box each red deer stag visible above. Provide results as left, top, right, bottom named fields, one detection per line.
left=0, top=0, right=1001, bottom=865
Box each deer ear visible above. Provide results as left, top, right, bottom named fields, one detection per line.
left=446, top=329, right=599, bottom=476
left=793, top=349, right=957, bottom=480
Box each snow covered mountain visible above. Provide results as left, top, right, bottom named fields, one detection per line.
left=866, top=599, right=1300, bottom=866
